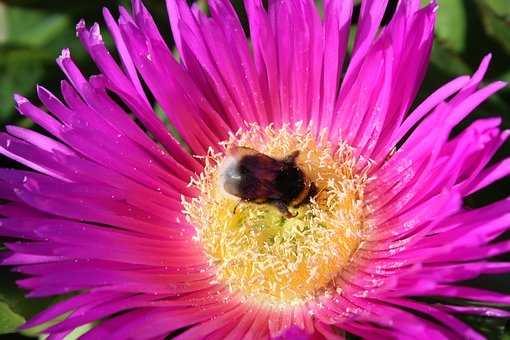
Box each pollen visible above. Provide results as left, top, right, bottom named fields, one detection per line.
left=183, top=123, right=372, bottom=308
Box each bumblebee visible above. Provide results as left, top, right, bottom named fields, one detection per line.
left=220, top=147, right=316, bottom=217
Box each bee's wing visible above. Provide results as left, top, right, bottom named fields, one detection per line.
left=239, top=152, right=284, bottom=200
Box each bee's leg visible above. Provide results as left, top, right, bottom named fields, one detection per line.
left=308, top=182, right=318, bottom=198
left=272, top=200, right=297, bottom=218
left=233, top=199, right=243, bottom=214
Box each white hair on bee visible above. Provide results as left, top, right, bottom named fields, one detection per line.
left=217, top=153, right=242, bottom=198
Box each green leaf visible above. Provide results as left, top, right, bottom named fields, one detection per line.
left=483, top=0, right=510, bottom=19
left=498, top=69, right=510, bottom=83
left=316, top=0, right=324, bottom=17
left=457, top=314, right=509, bottom=340
left=429, top=41, right=471, bottom=76
left=196, top=0, right=208, bottom=13
left=347, top=25, right=357, bottom=54
left=154, top=104, right=191, bottom=153
left=436, top=0, right=467, bottom=53
left=0, top=47, right=49, bottom=121
left=0, top=268, right=58, bottom=322
left=5, top=6, right=69, bottom=48
left=0, top=4, right=7, bottom=44
left=20, top=312, right=70, bottom=338
left=62, top=323, right=94, bottom=340
left=0, top=301, right=25, bottom=334
left=477, top=1, right=510, bottom=54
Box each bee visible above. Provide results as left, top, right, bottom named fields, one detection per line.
left=219, top=147, right=316, bottom=217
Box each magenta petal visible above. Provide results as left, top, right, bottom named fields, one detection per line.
left=0, top=0, right=508, bottom=339
left=21, top=291, right=129, bottom=329
left=318, top=0, right=352, bottom=130
left=343, top=0, right=388, bottom=92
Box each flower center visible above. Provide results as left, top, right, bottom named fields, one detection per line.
left=183, top=124, right=370, bottom=308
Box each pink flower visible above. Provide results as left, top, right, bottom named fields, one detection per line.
left=1, top=0, right=509, bottom=339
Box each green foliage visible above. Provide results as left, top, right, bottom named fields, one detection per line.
left=0, top=301, right=25, bottom=334
left=436, top=0, right=467, bottom=52
left=0, top=47, right=46, bottom=120
left=420, top=0, right=510, bottom=136
left=479, top=0, right=510, bottom=54
left=457, top=314, right=509, bottom=340
left=0, top=0, right=509, bottom=338
left=0, top=271, right=61, bottom=336
left=484, top=0, right=510, bottom=19
left=5, top=7, right=69, bottom=47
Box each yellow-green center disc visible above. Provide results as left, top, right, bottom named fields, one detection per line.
left=183, top=124, right=370, bottom=308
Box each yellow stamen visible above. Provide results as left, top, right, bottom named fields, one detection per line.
left=183, top=123, right=371, bottom=308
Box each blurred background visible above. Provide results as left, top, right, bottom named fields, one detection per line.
left=0, top=0, right=509, bottom=338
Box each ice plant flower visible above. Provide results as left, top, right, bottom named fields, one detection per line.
left=1, top=0, right=509, bottom=338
